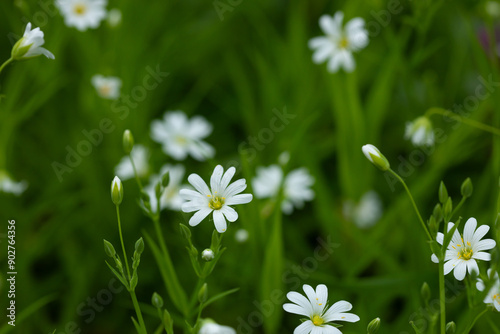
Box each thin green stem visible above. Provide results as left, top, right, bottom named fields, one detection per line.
left=0, top=58, right=13, bottom=76
left=438, top=262, right=446, bottom=334
left=129, top=154, right=143, bottom=190
left=130, top=290, right=147, bottom=334
left=116, top=205, right=131, bottom=280
left=388, top=169, right=433, bottom=241
left=450, top=196, right=466, bottom=220
left=425, top=107, right=500, bottom=137
left=463, top=308, right=488, bottom=334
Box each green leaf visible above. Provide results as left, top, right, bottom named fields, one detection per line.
left=131, top=317, right=141, bottom=334
left=202, top=287, right=240, bottom=310
left=105, top=261, right=130, bottom=290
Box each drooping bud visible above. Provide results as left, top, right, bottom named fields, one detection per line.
left=362, top=144, right=390, bottom=171
left=111, top=176, right=123, bottom=205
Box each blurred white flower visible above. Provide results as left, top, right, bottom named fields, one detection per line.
left=145, top=164, right=188, bottom=212
left=151, top=111, right=215, bottom=161
left=476, top=269, right=500, bottom=312
left=180, top=165, right=253, bottom=233
left=235, top=228, right=249, bottom=243
left=486, top=1, right=500, bottom=18
left=198, top=321, right=235, bottom=334
left=431, top=218, right=496, bottom=281
left=283, top=284, right=360, bottom=334
left=56, top=0, right=107, bottom=31
left=0, top=171, right=28, bottom=196
left=115, top=145, right=149, bottom=181
left=252, top=165, right=315, bottom=214
left=343, top=191, right=382, bottom=229
left=91, top=75, right=121, bottom=100
left=405, top=116, right=435, bottom=147
left=11, top=23, right=54, bottom=60
left=308, top=11, right=368, bottom=73
left=107, top=8, right=122, bottom=27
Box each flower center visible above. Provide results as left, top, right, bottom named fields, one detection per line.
left=208, top=195, right=225, bottom=210
left=493, top=293, right=499, bottom=302
left=312, top=315, right=324, bottom=326
left=73, top=4, right=87, bottom=15
left=175, top=136, right=187, bottom=145
left=457, top=240, right=473, bottom=260
left=339, top=36, right=349, bottom=49
left=99, top=85, right=111, bottom=96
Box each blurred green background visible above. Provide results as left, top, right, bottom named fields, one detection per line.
left=0, top=0, right=500, bottom=333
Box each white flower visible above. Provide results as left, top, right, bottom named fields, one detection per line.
left=308, top=11, right=368, bottom=73
left=107, top=8, right=122, bottom=27
left=235, top=229, right=249, bottom=243
left=198, top=321, right=235, bottom=334
left=91, top=75, right=121, bottom=100
left=180, top=165, right=253, bottom=233
left=361, top=144, right=390, bottom=171
left=252, top=165, right=315, bottom=214
left=56, top=0, right=107, bottom=31
left=405, top=116, right=435, bottom=147
left=151, top=111, right=215, bottom=161
left=343, top=191, right=382, bottom=229
left=0, top=171, right=28, bottom=196
left=201, top=249, right=214, bottom=261
left=476, top=269, right=500, bottom=312
left=431, top=218, right=496, bottom=281
left=144, top=164, right=188, bottom=212
left=283, top=284, right=360, bottom=334
left=12, top=23, right=54, bottom=60
left=115, top=145, right=149, bottom=181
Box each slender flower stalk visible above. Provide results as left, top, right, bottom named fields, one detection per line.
left=0, top=58, right=13, bottom=76
left=425, top=107, right=500, bottom=137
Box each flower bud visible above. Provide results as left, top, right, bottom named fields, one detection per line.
left=362, top=144, right=390, bottom=171
left=179, top=224, right=192, bottom=240
left=103, top=239, right=116, bottom=257
left=111, top=176, right=123, bottom=205
left=367, top=317, right=380, bottom=334
left=433, top=203, right=442, bottom=223
left=161, top=171, right=170, bottom=188
left=155, top=181, right=163, bottom=201
left=11, top=22, right=54, bottom=60
left=460, top=178, right=473, bottom=198
left=443, top=197, right=452, bottom=219
left=201, top=249, right=214, bottom=261
left=134, top=237, right=144, bottom=256
left=151, top=292, right=164, bottom=308
left=198, top=283, right=208, bottom=303
left=421, top=282, right=431, bottom=304
left=123, top=130, right=134, bottom=154
left=446, top=321, right=456, bottom=334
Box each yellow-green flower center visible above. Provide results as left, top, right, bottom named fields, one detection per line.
left=312, top=315, right=324, bottom=326
left=208, top=195, right=225, bottom=210
left=73, top=4, right=87, bottom=15
left=493, top=293, right=499, bottom=302
left=175, top=136, right=187, bottom=145
left=339, top=37, right=349, bottom=49
left=456, top=240, right=473, bottom=260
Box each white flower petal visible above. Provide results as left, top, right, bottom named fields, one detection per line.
left=453, top=261, right=467, bottom=281
left=221, top=206, right=238, bottom=222
left=189, top=208, right=212, bottom=226
left=225, top=193, right=253, bottom=205
left=463, top=218, right=477, bottom=244
left=283, top=303, right=310, bottom=317
left=211, top=165, right=224, bottom=194
left=474, top=239, right=496, bottom=252
left=319, top=15, right=337, bottom=35
left=293, top=320, right=314, bottom=334
left=213, top=210, right=227, bottom=233
left=188, top=174, right=211, bottom=197
left=286, top=291, right=314, bottom=316
left=472, top=251, right=491, bottom=261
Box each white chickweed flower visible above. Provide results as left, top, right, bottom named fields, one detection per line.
left=431, top=218, right=496, bottom=281
left=201, top=249, right=215, bottom=261
left=343, top=191, right=383, bottom=229
left=145, top=164, right=188, bottom=212
left=235, top=229, right=249, bottom=243
left=0, top=170, right=28, bottom=196
left=11, top=23, right=54, bottom=60
left=476, top=269, right=500, bottom=312
left=198, top=320, right=236, bottom=334
left=91, top=75, right=121, bottom=100
left=308, top=11, right=369, bottom=73
left=362, top=144, right=390, bottom=171
left=405, top=116, right=435, bottom=147
left=283, top=284, right=360, bottom=334
left=56, top=0, right=107, bottom=31
left=151, top=111, right=215, bottom=161
left=107, top=8, right=122, bottom=27
left=115, top=145, right=149, bottom=181
left=180, top=165, right=253, bottom=233
left=252, top=165, right=315, bottom=215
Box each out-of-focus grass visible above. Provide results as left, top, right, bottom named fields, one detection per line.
left=0, top=0, right=499, bottom=333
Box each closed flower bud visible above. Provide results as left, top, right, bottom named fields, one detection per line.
left=123, top=130, right=134, bottom=154
left=198, top=283, right=208, bottom=303
left=155, top=181, right=163, bottom=201
left=179, top=224, right=192, bottom=240
left=443, top=197, right=453, bottom=218
left=446, top=321, right=456, bottom=334
left=461, top=178, right=473, bottom=198
left=367, top=317, right=380, bottom=334
left=433, top=203, right=442, bottom=222
left=421, top=282, right=431, bottom=304
left=362, top=144, right=390, bottom=171
left=201, top=248, right=214, bottom=261
left=111, top=176, right=123, bottom=205
left=161, top=171, right=170, bottom=188
left=151, top=292, right=164, bottom=308
left=103, top=239, right=116, bottom=257
left=439, top=181, right=448, bottom=204
left=135, top=237, right=144, bottom=256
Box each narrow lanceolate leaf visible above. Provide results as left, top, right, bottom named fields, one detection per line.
left=131, top=317, right=141, bottom=334
left=202, top=287, right=240, bottom=311
left=442, top=221, right=461, bottom=250
left=105, top=261, right=129, bottom=290
left=143, top=230, right=189, bottom=316
left=260, top=202, right=284, bottom=334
